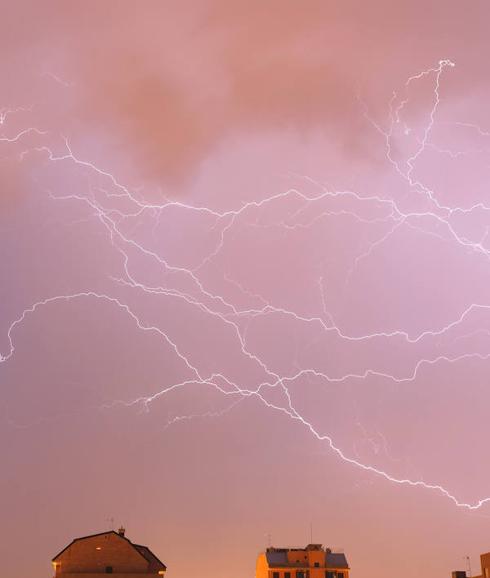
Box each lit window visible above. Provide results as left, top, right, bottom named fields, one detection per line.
left=96, top=547, right=102, bottom=551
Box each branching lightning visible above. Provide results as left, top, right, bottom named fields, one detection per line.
left=3, top=59, right=490, bottom=510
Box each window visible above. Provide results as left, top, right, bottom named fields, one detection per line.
left=105, top=567, right=113, bottom=574
left=338, top=572, right=344, bottom=578
left=326, top=572, right=335, bottom=578
left=285, top=573, right=291, bottom=578
left=314, top=563, right=320, bottom=567
left=273, top=573, right=280, bottom=578
left=297, top=572, right=305, bottom=578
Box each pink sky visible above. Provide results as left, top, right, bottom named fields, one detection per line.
left=2, top=2, right=490, bottom=578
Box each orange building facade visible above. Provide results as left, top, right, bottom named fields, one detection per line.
left=52, top=528, right=166, bottom=577
left=256, top=543, right=350, bottom=578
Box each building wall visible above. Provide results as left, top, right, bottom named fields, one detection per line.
left=256, top=553, right=269, bottom=578
left=307, top=549, right=325, bottom=569
left=287, top=550, right=310, bottom=566
left=286, top=548, right=330, bottom=577
left=54, top=533, right=149, bottom=575
left=323, top=562, right=349, bottom=578
left=259, top=568, right=349, bottom=578
left=481, top=553, right=490, bottom=578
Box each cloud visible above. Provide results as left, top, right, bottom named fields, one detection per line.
left=4, top=0, right=490, bottom=191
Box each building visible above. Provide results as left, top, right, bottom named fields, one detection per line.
left=256, top=543, right=350, bottom=578
left=453, top=552, right=490, bottom=578
left=52, top=527, right=166, bottom=577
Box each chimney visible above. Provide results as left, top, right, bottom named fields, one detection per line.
left=452, top=571, right=467, bottom=578
left=118, top=526, right=125, bottom=537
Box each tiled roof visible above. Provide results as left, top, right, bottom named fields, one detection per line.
left=134, top=544, right=167, bottom=571
left=52, top=530, right=166, bottom=571
left=326, top=552, right=349, bottom=569
left=266, top=551, right=290, bottom=566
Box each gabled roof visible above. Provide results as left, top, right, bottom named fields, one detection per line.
left=52, top=530, right=166, bottom=571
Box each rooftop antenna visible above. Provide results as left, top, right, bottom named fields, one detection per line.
left=267, top=533, right=272, bottom=547
left=106, top=517, right=115, bottom=531
left=465, top=556, right=472, bottom=577
left=310, top=522, right=313, bottom=544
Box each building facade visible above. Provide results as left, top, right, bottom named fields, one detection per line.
left=52, top=528, right=166, bottom=577
left=256, top=543, right=350, bottom=578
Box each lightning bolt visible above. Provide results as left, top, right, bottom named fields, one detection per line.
left=3, top=59, right=490, bottom=511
